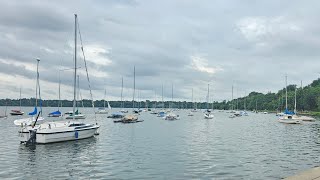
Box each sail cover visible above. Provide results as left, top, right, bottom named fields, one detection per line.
left=284, top=108, right=295, bottom=115
left=28, top=107, right=37, bottom=116
left=49, top=110, right=61, bottom=115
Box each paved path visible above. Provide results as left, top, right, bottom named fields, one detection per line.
left=285, top=167, right=320, bottom=180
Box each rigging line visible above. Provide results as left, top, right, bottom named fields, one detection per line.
left=79, top=89, right=85, bottom=108
left=37, top=65, right=42, bottom=116
left=76, top=18, right=97, bottom=124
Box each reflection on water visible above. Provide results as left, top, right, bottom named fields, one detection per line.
left=0, top=107, right=320, bottom=179
left=16, top=137, right=98, bottom=179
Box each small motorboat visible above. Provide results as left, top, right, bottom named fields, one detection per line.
left=188, top=112, right=194, bottom=116
left=107, top=112, right=124, bottom=119
left=64, top=111, right=73, bottom=115
left=65, top=114, right=86, bottom=119
left=164, top=113, right=179, bottom=120
left=278, top=115, right=301, bottom=124
left=204, top=112, right=214, bottom=119
left=150, top=110, right=158, bottom=114
left=95, top=108, right=108, bottom=114
left=10, top=110, right=24, bottom=116
left=229, top=114, right=236, bottom=118
left=157, top=111, right=166, bottom=117
left=120, top=109, right=128, bottom=113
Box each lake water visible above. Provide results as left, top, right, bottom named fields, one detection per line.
left=0, top=107, right=320, bottom=179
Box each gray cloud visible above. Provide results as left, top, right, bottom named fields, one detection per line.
left=0, top=0, right=320, bottom=102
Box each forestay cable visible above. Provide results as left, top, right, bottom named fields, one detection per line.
left=77, top=18, right=97, bottom=124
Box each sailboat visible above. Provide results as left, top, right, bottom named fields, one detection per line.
left=14, top=59, right=45, bottom=126
left=17, top=14, right=99, bottom=144
left=241, top=93, right=249, bottom=116
left=157, top=84, right=166, bottom=117
left=66, top=75, right=86, bottom=119
left=204, top=84, right=214, bottom=119
left=10, top=87, right=24, bottom=116
left=151, top=90, right=158, bottom=114
left=290, top=86, right=315, bottom=122
left=229, top=85, right=236, bottom=118
left=96, top=89, right=109, bottom=114
left=0, top=100, right=8, bottom=119
left=188, top=89, right=194, bottom=116
left=120, top=77, right=128, bottom=113
left=48, top=71, right=62, bottom=117
left=119, top=66, right=140, bottom=123
left=278, top=75, right=301, bottom=124
left=165, top=84, right=179, bottom=120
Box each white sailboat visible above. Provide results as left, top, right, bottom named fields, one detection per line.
left=204, top=84, right=214, bottom=119
left=151, top=90, right=158, bottom=114
left=66, top=75, right=86, bottom=119
left=278, top=75, right=301, bottom=124
left=188, top=88, right=194, bottom=116
left=96, top=89, right=109, bottom=114
left=229, top=85, right=236, bottom=118
left=165, top=84, right=179, bottom=120
left=17, top=14, right=99, bottom=144
left=241, top=92, right=249, bottom=116
left=14, top=59, right=45, bottom=126
left=157, top=84, right=166, bottom=117
left=291, top=86, right=315, bottom=122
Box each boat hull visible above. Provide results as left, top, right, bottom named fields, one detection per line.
left=204, top=114, right=214, bottom=119
left=278, top=119, right=301, bottom=124
left=10, top=113, right=24, bottom=116
left=95, top=111, right=108, bottom=114
left=65, top=115, right=86, bottom=119
left=19, top=126, right=99, bottom=144
left=14, top=117, right=45, bottom=126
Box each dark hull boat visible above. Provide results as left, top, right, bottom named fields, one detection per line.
left=10, top=110, right=24, bottom=116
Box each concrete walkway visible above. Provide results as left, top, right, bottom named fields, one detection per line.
left=284, top=167, right=320, bottom=180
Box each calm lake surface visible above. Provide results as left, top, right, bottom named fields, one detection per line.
left=1, top=107, right=320, bottom=179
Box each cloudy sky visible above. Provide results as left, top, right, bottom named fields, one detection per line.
left=0, top=0, right=320, bottom=102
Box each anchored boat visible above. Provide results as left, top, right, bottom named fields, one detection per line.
left=17, top=14, right=99, bottom=144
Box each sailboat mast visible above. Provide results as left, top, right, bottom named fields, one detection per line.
left=231, top=85, right=233, bottom=111
left=19, top=87, right=22, bottom=111
left=58, top=71, right=61, bottom=111
left=207, top=84, right=209, bottom=109
left=73, top=14, right=77, bottom=121
left=77, top=75, right=80, bottom=111
left=132, top=66, right=135, bottom=110
left=5, top=99, right=7, bottom=116
left=294, top=86, right=297, bottom=114
left=192, top=88, right=193, bottom=109
left=244, top=92, right=246, bottom=111
left=154, top=90, right=157, bottom=109
left=104, top=89, right=106, bottom=108
left=171, top=83, right=173, bottom=109
left=285, top=75, right=288, bottom=110
left=162, top=84, right=164, bottom=109
left=35, top=59, right=40, bottom=107
left=256, top=100, right=257, bottom=111
left=121, top=77, right=123, bottom=108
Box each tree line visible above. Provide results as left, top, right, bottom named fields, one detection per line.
left=1, top=78, right=320, bottom=112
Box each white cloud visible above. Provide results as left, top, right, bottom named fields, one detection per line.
left=40, top=46, right=55, bottom=53
left=190, top=55, right=223, bottom=74
left=83, top=44, right=112, bottom=66
left=236, top=16, right=302, bottom=44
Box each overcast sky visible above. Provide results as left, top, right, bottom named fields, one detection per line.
left=0, top=0, right=320, bottom=102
